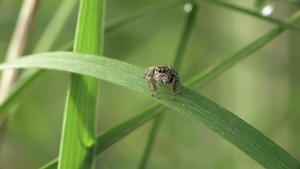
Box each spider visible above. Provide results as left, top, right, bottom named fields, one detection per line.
left=143, top=65, right=181, bottom=101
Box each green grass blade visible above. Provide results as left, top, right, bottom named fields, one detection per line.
left=58, top=0, right=105, bottom=168
left=0, top=52, right=299, bottom=168
left=200, top=0, right=300, bottom=34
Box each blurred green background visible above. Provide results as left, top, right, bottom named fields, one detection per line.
left=0, top=0, right=300, bottom=168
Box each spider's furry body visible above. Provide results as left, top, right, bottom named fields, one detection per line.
left=143, top=65, right=181, bottom=100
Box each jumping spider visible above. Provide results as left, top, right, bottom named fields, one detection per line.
left=143, top=65, right=181, bottom=101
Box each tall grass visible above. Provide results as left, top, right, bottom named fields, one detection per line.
left=0, top=0, right=299, bottom=168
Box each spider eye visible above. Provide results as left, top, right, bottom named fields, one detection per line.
left=158, top=70, right=162, bottom=73
left=156, top=69, right=159, bottom=71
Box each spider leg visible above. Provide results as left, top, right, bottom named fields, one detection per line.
left=146, top=69, right=160, bottom=99
left=169, top=66, right=181, bottom=97
left=146, top=70, right=154, bottom=96
left=143, top=66, right=155, bottom=78
left=151, top=81, right=160, bottom=99
left=172, top=76, right=177, bottom=101
left=146, top=78, right=153, bottom=96
left=143, top=68, right=149, bottom=78
left=177, top=76, right=181, bottom=95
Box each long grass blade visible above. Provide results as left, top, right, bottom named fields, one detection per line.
left=57, top=0, right=105, bottom=168
left=0, top=52, right=299, bottom=168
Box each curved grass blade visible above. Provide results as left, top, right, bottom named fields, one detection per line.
left=0, top=52, right=299, bottom=168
